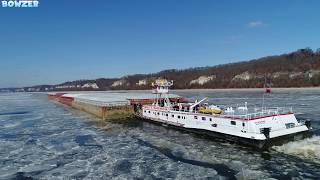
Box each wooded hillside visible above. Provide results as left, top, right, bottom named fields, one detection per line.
left=16, top=48, right=320, bottom=92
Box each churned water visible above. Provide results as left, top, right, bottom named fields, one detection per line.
left=0, top=89, right=319, bottom=179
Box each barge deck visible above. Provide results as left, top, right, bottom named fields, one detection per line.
left=48, top=92, right=185, bottom=120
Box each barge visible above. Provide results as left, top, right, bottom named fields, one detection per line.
left=48, top=92, right=185, bottom=120
left=138, top=79, right=312, bottom=149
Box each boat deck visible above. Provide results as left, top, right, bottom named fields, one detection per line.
left=169, top=106, right=294, bottom=121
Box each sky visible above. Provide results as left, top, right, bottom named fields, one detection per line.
left=1, top=0, right=320, bottom=88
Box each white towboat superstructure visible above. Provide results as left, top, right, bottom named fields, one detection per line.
left=140, top=79, right=312, bottom=149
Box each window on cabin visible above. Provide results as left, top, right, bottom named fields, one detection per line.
left=209, top=118, right=212, bottom=121
left=144, top=110, right=146, bottom=113
left=148, top=111, right=150, bottom=113
left=202, top=117, right=206, bottom=120
left=212, top=124, right=217, bottom=127
left=242, top=122, right=245, bottom=127
left=172, top=115, right=174, bottom=118
left=157, top=112, right=160, bottom=115
left=285, top=123, right=295, bottom=129
left=231, top=121, right=236, bottom=125
left=166, top=114, right=168, bottom=116
left=194, top=116, right=198, bottom=119
left=178, top=115, right=180, bottom=119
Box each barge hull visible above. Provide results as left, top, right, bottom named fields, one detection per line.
left=48, top=92, right=183, bottom=120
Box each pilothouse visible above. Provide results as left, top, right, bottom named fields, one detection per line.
left=139, top=79, right=312, bottom=149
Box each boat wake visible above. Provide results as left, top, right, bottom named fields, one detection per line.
left=272, top=136, right=320, bottom=162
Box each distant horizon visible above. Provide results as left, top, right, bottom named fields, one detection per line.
left=1, top=0, right=320, bottom=88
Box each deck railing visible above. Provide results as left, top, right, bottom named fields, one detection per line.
left=171, top=106, right=293, bottom=120
left=221, top=106, right=293, bottom=120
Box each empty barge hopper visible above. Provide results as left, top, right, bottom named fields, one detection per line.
left=48, top=92, right=185, bottom=120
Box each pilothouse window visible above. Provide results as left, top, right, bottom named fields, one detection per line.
left=231, top=121, right=236, bottom=125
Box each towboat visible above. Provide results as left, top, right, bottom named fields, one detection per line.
left=138, top=79, right=312, bottom=149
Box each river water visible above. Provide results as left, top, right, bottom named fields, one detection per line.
left=0, top=89, right=319, bottom=179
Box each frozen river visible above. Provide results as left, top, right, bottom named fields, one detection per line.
left=0, top=89, right=319, bottom=179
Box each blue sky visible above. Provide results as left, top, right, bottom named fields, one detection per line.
left=1, top=0, right=320, bottom=88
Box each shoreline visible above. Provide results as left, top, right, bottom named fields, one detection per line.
left=58, top=86, right=320, bottom=92
left=172, top=87, right=320, bottom=91
left=2, top=86, right=320, bottom=94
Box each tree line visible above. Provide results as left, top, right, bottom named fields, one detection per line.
left=25, top=48, right=320, bottom=91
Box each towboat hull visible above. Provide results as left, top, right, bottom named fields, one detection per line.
left=136, top=79, right=312, bottom=149
left=136, top=115, right=312, bottom=149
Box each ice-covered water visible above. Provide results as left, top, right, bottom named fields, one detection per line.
left=0, top=89, right=320, bottom=179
